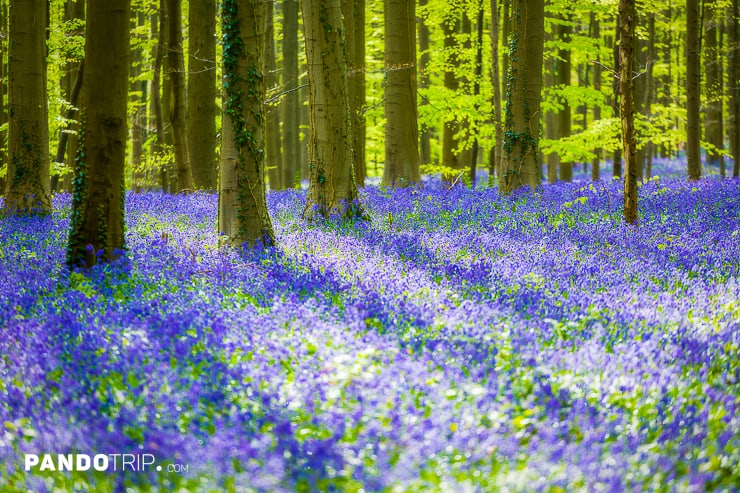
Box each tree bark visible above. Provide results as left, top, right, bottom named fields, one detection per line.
left=264, top=0, right=282, bottom=190
left=52, top=60, right=84, bottom=192
left=419, top=0, right=432, bottom=166
left=0, top=1, right=6, bottom=195
left=67, top=0, right=130, bottom=268
left=704, top=0, right=724, bottom=173
left=281, top=0, right=300, bottom=189
left=5, top=0, right=51, bottom=214
left=731, top=0, right=740, bottom=177
left=557, top=20, right=572, bottom=182
left=152, top=0, right=168, bottom=191
left=382, top=0, right=420, bottom=187
left=500, top=0, right=544, bottom=194
left=167, top=0, right=194, bottom=192
left=218, top=0, right=275, bottom=248
left=612, top=18, right=622, bottom=178
left=469, top=2, right=484, bottom=186
left=620, top=0, right=638, bottom=224
left=343, top=0, right=367, bottom=186
left=490, top=0, right=503, bottom=186
left=300, top=0, right=363, bottom=218
left=187, top=0, right=217, bottom=190
left=591, top=16, right=601, bottom=181
left=686, top=0, right=701, bottom=181
left=441, top=7, right=462, bottom=179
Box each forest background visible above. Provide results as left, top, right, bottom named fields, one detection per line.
left=1, top=0, right=738, bottom=208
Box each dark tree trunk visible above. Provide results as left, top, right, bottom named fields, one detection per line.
left=686, top=0, right=701, bottom=180
left=67, top=0, right=130, bottom=268
left=620, top=0, right=638, bottom=224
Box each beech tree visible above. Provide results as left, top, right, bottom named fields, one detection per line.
left=4, top=0, right=51, bottom=215
left=300, top=0, right=363, bottom=218
left=619, top=0, right=638, bottom=224
left=281, top=0, right=301, bottom=189
left=382, top=0, right=420, bottom=187
left=686, top=0, right=701, bottom=181
left=500, top=0, right=544, bottom=194
left=67, top=0, right=130, bottom=268
left=218, top=0, right=275, bottom=248
left=167, top=0, right=194, bottom=192
left=187, top=0, right=217, bottom=190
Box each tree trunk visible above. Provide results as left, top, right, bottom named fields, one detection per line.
left=469, top=2, right=484, bottom=186
left=343, top=0, right=367, bottom=187
left=52, top=60, right=84, bottom=192
left=591, top=16, right=601, bottom=181
left=301, top=0, right=363, bottom=218
left=67, top=0, right=130, bottom=268
left=152, top=0, right=168, bottom=191
left=441, top=7, right=462, bottom=179
left=5, top=0, right=51, bottom=214
left=187, top=0, right=217, bottom=190
left=500, top=0, right=544, bottom=194
left=281, top=0, right=300, bottom=189
left=382, top=0, right=420, bottom=187
left=557, top=20, right=572, bottom=182
left=612, top=18, right=622, bottom=178
left=704, top=0, right=724, bottom=173
left=130, top=8, right=146, bottom=192
left=0, top=1, right=6, bottom=195
left=545, top=56, right=558, bottom=183
left=686, top=0, right=701, bottom=180
left=643, top=13, right=656, bottom=179
left=490, top=0, right=503, bottom=186
left=218, top=0, right=275, bottom=248
left=419, top=0, right=432, bottom=166
left=264, top=0, right=282, bottom=190
left=620, top=0, right=638, bottom=224
left=731, top=0, right=740, bottom=177
left=166, top=0, right=193, bottom=192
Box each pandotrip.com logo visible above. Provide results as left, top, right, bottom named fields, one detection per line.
left=24, top=453, right=190, bottom=473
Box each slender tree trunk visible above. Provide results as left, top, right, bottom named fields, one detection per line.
left=643, top=14, right=655, bottom=179
left=52, top=60, right=84, bottom=191
left=0, top=2, right=6, bottom=194
left=301, top=0, right=363, bottom=218
left=469, top=1, right=484, bottom=186
left=686, top=0, right=701, bottom=180
left=282, top=0, right=300, bottom=189
left=545, top=56, right=558, bottom=183
left=501, top=0, right=544, bottom=194
left=166, top=0, right=193, bottom=192
left=633, top=33, right=646, bottom=180
left=419, top=0, right=432, bottom=166
left=130, top=9, right=146, bottom=192
left=264, top=0, right=282, bottom=190
left=187, top=0, right=217, bottom=190
left=591, top=16, right=601, bottom=181
left=557, top=20, right=572, bottom=182
left=490, top=0, right=503, bottom=186
left=661, top=6, right=673, bottom=158
left=67, top=0, right=130, bottom=268
left=152, top=1, right=168, bottom=191
left=5, top=0, right=51, bottom=214
left=704, top=0, right=724, bottom=173
left=383, top=0, right=420, bottom=186
left=441, top=6, right=463, bottom=179
left=731, top=0, right=740, bottom=177
left=620, top=0, right=638, bottom=224
left=612, top=18, right=622, bottom=178
left=343, top=0, right=366, bottom=186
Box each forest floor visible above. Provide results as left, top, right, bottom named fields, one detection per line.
left=1, top=158, right=739, bottom=492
